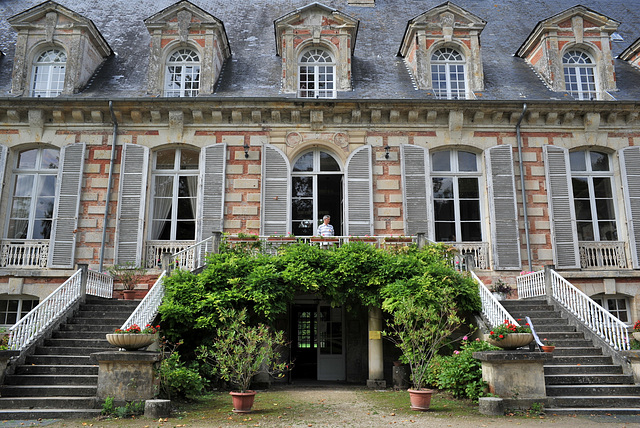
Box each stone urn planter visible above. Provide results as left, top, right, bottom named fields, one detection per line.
left=486, top=333, right=533, bottom=350
left=106, top=334, right=156, bottom=351
left=633, top=332, right=640, bottom=342
left=408, top=389, right=433, bottom=411
left=230, top=391, right=257, bottom=413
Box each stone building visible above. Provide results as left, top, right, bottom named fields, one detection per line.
left=2, top=0, right=640, bottom=382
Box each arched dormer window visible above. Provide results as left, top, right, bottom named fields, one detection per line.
left=431, top=47, right=467, bottom=99
left=164, top=48, right=201, bottom=97
left=563, top=50, right=597, bottom=100
left=298, top=48, right=336, bottom=99
left=31, top=49, right=66, bottom=97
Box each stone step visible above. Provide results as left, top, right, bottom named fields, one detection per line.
left=14, top=365, right=98, bottom=376
left=545, top=364, right=623, bottom=375
left=4, top=374, right=98, bottom=386
left=539, top=339, right=593, bottom=347
left=0, top=385, right=97, bottom=397
left=73, top=311, right=131, bottom=320
left=0, top=409, right=102, bottom=420
left=545, top=407, right=640, bottom=415
left=0, top=397, right=97, bottom=410
left=545, top=374, right=634, bottom=385
left=548, top=355, right=614, bottom=365
left=533, top=332, right=584, bottom=340
left=25, top=355, right=93, bottom=365
left=80, top=304, right=138, bottom=312
left=548, top=396, right=640, bottom=408
left=550, top=347, right=602, bottom=356
left=59, top=324, right=117, bottom=332
left=44, top=338, right=111, bottom=348
left=66, top=316, right=126, bottom=324
left=546, top=384, right=640, bottom=396
left=52, top=331, right=110, bottom=340
left=35, top=346, right=109, bottom=355
left=509, top=311, right=563, bottom=319
left=529, top=325, right=577, bottom=332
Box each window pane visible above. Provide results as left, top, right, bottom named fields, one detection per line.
left=595, top=199, right=615, bottom=220
left=175, top=221, right=195, bottom=240
left=435, top=222, right=456, bottom=242
left=320, top=152, right=340, bottom=171
left=460, top=200, right=480, bottom=220
left=461, top=222, right=482, bottom=241
left=576, top=221, right=594, bottom=241
left=38, top=175, right=57, bottom=197
left=598, top=221, right=618, bottom=241
left=152, top=220, right=171, bottom=240
left=180, top=150, right=199, bottom=170
left=571, top=177, right=589, bottom=198
left=293, top=220, right=313, bottom=236
left=292, top=199, right=313, bottom=219
left=156, top=150, right=176, bottom=169
left=8, top=220, right=28, bottom=239
left=574, top=200, right=592, bottom=220
left=40, top=149, right=59, bottom=169
left=293, top=177, right=312, bottom=197
left=593, top=177, right=613, bottom=198
left=458, top=178, right=479, bottom=198
left=10, top=198, right=30, bottom=219
left=17, top=150, right=37, bottom=169
left=570, top=151, right=587, bottom=171
left=432, top=151, right=450, bottom=171
left=432, top=177, right=453, bottom=198
left=35, top=197, right=54, bottom=219
left=177, top=176, right=197, bottom=197
left=458, top=152, right=477, bottom=172
left=293, top=153, right=313, bottom=172
left=433, top=200, right=454, bottom=221
left=590, top=152, right=609, bottom=171
left=32, top=220, right=52, bottom=239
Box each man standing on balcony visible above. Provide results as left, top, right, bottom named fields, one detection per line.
left=318, top=215, right=334, bottom=237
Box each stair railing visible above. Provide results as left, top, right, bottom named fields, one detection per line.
left=516, top=270, right=545, bottom=299
left=550, top=270, right=630, bottom=351
left=473, top=271, right=519, bottom=328
left=8, top=269, right=83, bottom=351
left=86, top=269, right=114, bottom=299
left=120, top=271, right=165, bottom=330
left=170, top=236, right=212, bottom=271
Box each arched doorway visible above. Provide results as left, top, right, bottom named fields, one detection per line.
left=291, top=149, right=343, bottom=236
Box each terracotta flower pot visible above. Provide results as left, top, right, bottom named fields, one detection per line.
left=408, top=389, right=433, bottom=411
left=122, top=290, right=137, bottom=300
left=541, top=345, right=555, bottom=353
left=486, top=333, right=533, bottom=350
left=230, top=391, right=257, bottom=413
left=106, top=333, right=156, bottom=351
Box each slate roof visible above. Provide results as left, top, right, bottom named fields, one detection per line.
left=1, top=0, right=640, bottom=100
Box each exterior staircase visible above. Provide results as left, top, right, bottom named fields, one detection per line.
left=501, top=299, right=640, bottom=415
left=0, top=296, right=138, bottom=419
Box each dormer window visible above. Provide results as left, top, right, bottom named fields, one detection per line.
left=31, top=49, right=66, bottom=97
left=165, top=48, right=200, bottom=97
left=431, top=47, right=467, bottom=100
left=299, top=48, right=335, bottom=99
left=563, top=50, right=597, bottom=100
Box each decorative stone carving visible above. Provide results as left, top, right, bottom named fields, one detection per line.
left=177, top=10, right=192, bottom=43
left=45, top=12, right=57, bottom=43
left=286, top=131, right=349, bottom=149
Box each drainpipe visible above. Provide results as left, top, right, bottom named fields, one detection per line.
left=516, top=103, right=532, bottom=271
left=99, top=101, right=118, bottom=272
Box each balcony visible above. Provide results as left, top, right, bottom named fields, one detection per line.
left=442, top=242, right=489, bottom=270
left=0, top=240, right=49, bottom=268
left=578, top=241, right=627, bottom=269
left=145, top=240, right=196, bottom=269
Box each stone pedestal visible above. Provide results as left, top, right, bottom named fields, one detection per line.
left=92, top=351, right=161, bottom=403
left=473, top=351, right=551, bottom=401
left=620, top=350, right=640, bottom=383
left=367, top=306, right=386, bottom=388
left=145, top=399, right=171, bottom=418
left=0, top=350, right=19, bottom=389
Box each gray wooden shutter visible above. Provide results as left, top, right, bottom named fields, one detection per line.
left=48, top=143, right=86, bottom=268
left=115, top=144, right=149, bottom=265
left=543, top=145, right=579, bottom=269
left=0, top=145, right=7, bottom=196
left=261, top=145, right=290, bottom=235
left=198, top=143, right=226, bottom=240
left=620, top=147, right=640, bottom=269
left=401, top=144, right=430, bottom=236
left=346, top=145, right=373, bottom=236
left=486, top=145, right=521, bottom=270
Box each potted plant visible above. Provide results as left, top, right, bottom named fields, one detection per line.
left=108, top=262, right=147, bottom=300
left=486, top=319, right=533, bottom=349
left=632, top=320, right=640, bottom=342
left=106, top=324, right=160, bottom=351
left=383, top=295, right=462, bottom=411
left=197, top=308, right=289, bottom=413
left=489, top=279, right=513, bottom=301
left=540, top=338, right=556, bottom=353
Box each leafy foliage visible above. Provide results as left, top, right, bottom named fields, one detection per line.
left=427, top=337, right=498, bottom=401
left=107, top=262, right=147, bottom=290
left=157, top=341, right=207, bottom=400
left=488, top=319, right=532, bottom=341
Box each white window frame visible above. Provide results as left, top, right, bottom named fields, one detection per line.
left=563, top=50, right=597, bottom=100
left=164, top=48, right=201, bottom=97
left=431, top=47, right=468, bottom=100
left=592, top=294, right=630, bottom=324
left=431, top=150, right=483, bottom=243
left=6, top=147, right=59, bottom=240
left=570, top=150, right=619, bottom=242
left=149, top=148, right=199, bottom=241
left=298, top=48, right=336, bottom=99
left=291, top=150, right=343, bottom=235
left=30, top=49, right=66, bottom=97
left=0, top=296, right=39, bottom=326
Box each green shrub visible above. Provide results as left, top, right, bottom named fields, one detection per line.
left=101, top=397, right=145, bottom=419
left=157, top=348, right=207, bottom=400
left=427, top=337, right=498, bottom=401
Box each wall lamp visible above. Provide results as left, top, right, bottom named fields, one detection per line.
left=243, top=143, right=250, bottom=158
left=384, top=145, right=390, bottom=159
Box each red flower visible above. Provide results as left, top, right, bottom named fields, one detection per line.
left=499, top=334, right=504, bottom=338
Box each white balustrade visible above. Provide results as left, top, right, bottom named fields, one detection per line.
left=474, top=271, right=519, bottom=328
left=551, top=270, right=630, bottom=351
left=516, top=270, right=545, bottom=299
left=86, top=270, right=113, bottom=299
left=0, top=240, right=49, bottom=268
left=170, top=237, right=212, bottom=271
left=121, top=271, right=165, bottom=330
left=8, top=269, right=83, bottom=351
left=443, top=242, right=489, bottom=270
left=145, top=241, right=195, bottom=269
left=578, top=241, right=627, bottom=269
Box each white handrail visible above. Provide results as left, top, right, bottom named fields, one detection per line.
left=8, top=269, right=83, bottom=351
left=121, top=271, right=165, bottom=330
left=171, top=237, right=212, bottom=271
left=551, top=270, right=630, bottom=351
left=474, top=271, right=519, bottom=328
left=86, top=270, right=113, bottom=299
left=516, top=270, right=545, bottom=299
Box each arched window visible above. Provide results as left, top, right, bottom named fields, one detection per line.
left=164, top=49, right=201, bottom=97
left=563, top=50, right=597, bottom=100
left=150, top=148, right=199, bottom=241
left=431, top=150, right=481, bottom=242
left=298, top=48, right=336, bottom=99
left=31, top=49, right=66, bottom=97
left=570, top=150, right=617, bottom=241
left=7, top=147, right=59, bottom=240
left=431, top=47, right=467, bottom=99
left=291, top=150, right=342, bottom=235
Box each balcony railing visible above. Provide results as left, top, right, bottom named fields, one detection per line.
left=0, top=240, right=49, bottom=269
left=442, top=242, right=489, bottom=270
left=145, top=240, right=195, bottom=269
left=578, top=241, right=627, bottom=269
